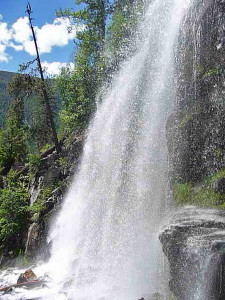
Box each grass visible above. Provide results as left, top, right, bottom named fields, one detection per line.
left=173, top=168, right=225, bottom=208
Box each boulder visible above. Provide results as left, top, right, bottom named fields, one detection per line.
left=160, top=207, right=225, bottom=300
left=17, top=269, right=37, bottom=284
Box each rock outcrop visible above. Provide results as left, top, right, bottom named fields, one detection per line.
left=28, top=134, right=84, bottom=207
left=160, top=207, right=225, bottom=300
left=25, top=134, right=84, bottom=261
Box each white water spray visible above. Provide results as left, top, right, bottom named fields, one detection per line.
left=46, top=0, right=193, bottom=299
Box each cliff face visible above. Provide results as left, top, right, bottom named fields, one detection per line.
left=168, top=0, right=225, bottom=183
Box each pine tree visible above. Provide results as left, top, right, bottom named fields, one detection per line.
left=56, top=0, right=110, bottom=133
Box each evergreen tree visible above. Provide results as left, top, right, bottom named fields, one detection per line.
left=0, top=97, right=27, bottom=175
left=56, top=0, right=110, bottom=134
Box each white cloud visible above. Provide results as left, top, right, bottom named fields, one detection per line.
left=0, top=19, right=12, bottom=62
left=8, top=42, right=23, bottom=51
left=0, top=22, right=12, bottom=45
left=12, top=17, right=31, bottom=44
left=0, top=44, right=11, bottom=62
left=35, top=18, right=77, bottom=55
left=0, top=14, right=80, bottom=63
left=42, top=61, right=75, bottom=76
left=11, top=17, right=78, bottom=56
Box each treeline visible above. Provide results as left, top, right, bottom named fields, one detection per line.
left=0, top=0, right=146, bottom=255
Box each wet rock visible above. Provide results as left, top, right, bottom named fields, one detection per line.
left=160, top=208, right=225, bottom=300
left=2, top=286, right=13, bottom=293
left=213, top=177, right=225, bottom=194
left=0, top=280, right=45, bottom=293
left=25, top=223, right=39, bottom=258
left=17, top=269, right=37, bottom=284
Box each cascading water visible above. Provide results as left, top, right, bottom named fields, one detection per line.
left=46, top=1, right=193, bottom=299
left=0, top=0, right=194, bottom=299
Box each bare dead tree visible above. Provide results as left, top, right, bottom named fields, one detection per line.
left=26, top=2, right=61, bottom=153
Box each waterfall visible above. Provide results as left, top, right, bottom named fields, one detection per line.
left=46, top=0, right=193, bottom=299
left=0, top=1, right=195, bottom=300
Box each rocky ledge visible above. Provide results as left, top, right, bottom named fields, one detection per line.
left=159, top=207, right=225, bottom=300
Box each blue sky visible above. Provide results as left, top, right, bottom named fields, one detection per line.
left=0, top=0, right=79, bottom=75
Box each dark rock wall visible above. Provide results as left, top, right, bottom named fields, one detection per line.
left=176, top=0, right=225, bottom=109
left=168, top=0, right=225, bottom=183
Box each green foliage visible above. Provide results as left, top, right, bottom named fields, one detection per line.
left=40, top=143, right=53, bottom=152
left=106, top=0, right=145, bottom=68
left=28, top=153, right=41, bottom=179
left=203, top=68, right=219, bottom=77
left=173, top=182, right=194, bottom=205
left=55, top=68, right=82, bottom=135
left=55, top=65, right=94, bottom=135
left=173, top=169, right=225, bottom=208
left=0, top=179, right=29, bottom=251
left=55, top=0, right=111, bottom=135
left=0, top=98, right=28, bottom=175
left=8, top=74, right=58, bottom=151
left=57, top=157, right=68, bottom=170
left=55, top=0, right=146, bottom=135
left=0, top=71, right=15, bottom=128
left=211, top=168, right=225, bottom=182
